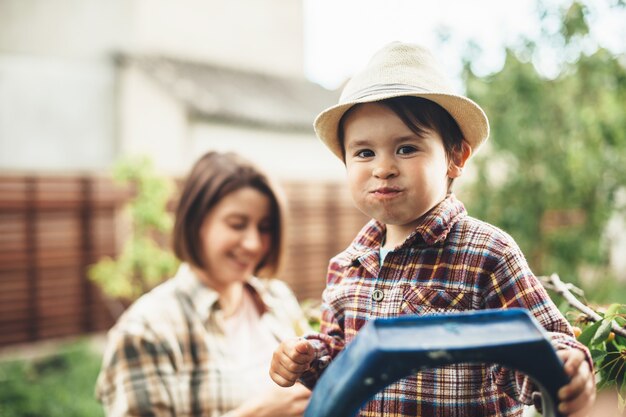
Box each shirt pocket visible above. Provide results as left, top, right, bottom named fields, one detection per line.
left=324, top=276, right=369, bottom=316
left=400, top=286, right=472, bottom=315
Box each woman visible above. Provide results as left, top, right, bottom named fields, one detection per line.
left=96, top=151, right=311, bottom=416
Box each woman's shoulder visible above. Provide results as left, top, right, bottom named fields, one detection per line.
left=250, top=277, right=311, bottom=336
left=249, top=276, right=297, bottom=302
left=111, top=278, right=183, bottom=336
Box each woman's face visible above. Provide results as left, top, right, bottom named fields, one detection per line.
left=198, top=186, right=272, bottom=291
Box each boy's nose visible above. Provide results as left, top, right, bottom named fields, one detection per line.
left=373, top=160, right=398, bottom=179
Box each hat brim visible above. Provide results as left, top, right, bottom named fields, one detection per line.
left=314, top=91, right=489, bottom=160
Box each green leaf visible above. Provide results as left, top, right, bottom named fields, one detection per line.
left=590, top=348, right=607, bottom=365
left=577, top=321, right=602, bottom=346
left=591, top=319, right=614, bottom=346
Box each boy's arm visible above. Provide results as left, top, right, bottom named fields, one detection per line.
left=299, top=298, right=346, bottom=388
left=484, top=246, right=593, bottom=405
left=299, top=260, right=348, bottom=389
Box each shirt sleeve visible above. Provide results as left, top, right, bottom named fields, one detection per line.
left=300, top=261, right=347, bottom=389
left=95, top=325, right=178, bottom=417
left=483, top=245, right=593, bottom=405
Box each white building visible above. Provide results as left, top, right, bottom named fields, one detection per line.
left=0, top=0, right=344, bottom=180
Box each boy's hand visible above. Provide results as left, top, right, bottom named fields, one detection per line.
left=557, top=349, right=596, bottom=417
left=270, top=337, right=315, bottom=387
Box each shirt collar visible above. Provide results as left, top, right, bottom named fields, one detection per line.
left=411, top=193, right=467, bottom=246
left=346, top=194, right=466, bottom=263
left=173, top=263, right=269, bottom=323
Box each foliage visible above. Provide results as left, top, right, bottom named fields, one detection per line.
left=539, top=274, right=626, bottom=402
left=558, top=292, right=626, bottom=409
left=0, top=341, right=104, bottom=417
left=462, top=1, right=626, bottom=294
left=457, top=0, right=626, bottom=408
left=301, top=299, right=322, bottom=332
left=89, top=156, right=179, bottom=300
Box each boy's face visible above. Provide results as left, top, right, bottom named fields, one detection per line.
left=342, top=102, right=462, bottom=241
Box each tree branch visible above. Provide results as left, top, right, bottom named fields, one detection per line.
left=539, top=273, right=626, bottom=339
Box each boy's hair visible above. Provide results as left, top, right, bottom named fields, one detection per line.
left=338, top=97, right=466, bottom=188
left=172, top=151, right=285, bottom=277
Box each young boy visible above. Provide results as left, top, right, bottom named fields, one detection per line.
left=269, top=42, right=595, bottom=416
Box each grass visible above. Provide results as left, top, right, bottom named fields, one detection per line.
left=0, top=340, right=104, bottom=417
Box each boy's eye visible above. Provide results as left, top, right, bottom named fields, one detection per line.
left=397, top=145, right=417, bottom=155
left=355, top=149, right=375, bottom=158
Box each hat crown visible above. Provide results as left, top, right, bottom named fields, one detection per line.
left=340, top=42, right=454, bottom=103
left=314, top=41, right=490, bottom=161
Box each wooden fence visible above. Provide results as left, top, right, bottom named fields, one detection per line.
left=0, top=175, right=368, bottom=347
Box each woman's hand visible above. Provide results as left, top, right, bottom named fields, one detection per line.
left=233, top=383, right=311, bottom=417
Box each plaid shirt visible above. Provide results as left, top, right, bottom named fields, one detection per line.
left=95, top=264, right=309, bottom=417
left=303, top=194, right=589, bottom=417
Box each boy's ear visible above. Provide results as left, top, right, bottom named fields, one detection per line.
left=447, top=141, right=472, bottom=178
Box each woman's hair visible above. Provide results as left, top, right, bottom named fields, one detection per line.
left=173, top=151, right=285, bottom=277
left=338, top=96, right=466, bottom=188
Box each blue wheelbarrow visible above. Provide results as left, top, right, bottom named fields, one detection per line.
left=304, top=309, right=569, bottom=417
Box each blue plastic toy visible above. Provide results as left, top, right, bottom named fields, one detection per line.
left=304, top=308, right=569, bottom=417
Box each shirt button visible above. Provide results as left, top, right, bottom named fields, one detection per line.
left=372, top=289, right=384, bottom=302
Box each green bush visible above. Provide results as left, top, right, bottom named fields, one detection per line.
left=0, top=341, right=104, bottom=417
left=89, top=156, right=179, bottom=301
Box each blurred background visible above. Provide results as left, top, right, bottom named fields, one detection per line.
left=0, top=0, right=625, bottom=415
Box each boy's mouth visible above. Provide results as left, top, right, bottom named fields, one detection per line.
left=371, top=187, right=403, bottom=197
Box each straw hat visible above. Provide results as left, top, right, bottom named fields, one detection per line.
left=314, top=41, right=490, bottom=160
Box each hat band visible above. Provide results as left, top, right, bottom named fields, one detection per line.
left=341, top=83, right=433, bottom=103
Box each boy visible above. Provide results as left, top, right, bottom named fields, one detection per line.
left=270, top=42, right=595, bottom=416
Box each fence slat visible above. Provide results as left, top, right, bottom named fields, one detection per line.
left=0, top=175, right=367, bottom=347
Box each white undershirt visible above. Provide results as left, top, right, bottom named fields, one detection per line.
left=223, top=289, right=279, bottom=397
left=380, top=247, right=391, bottom=265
